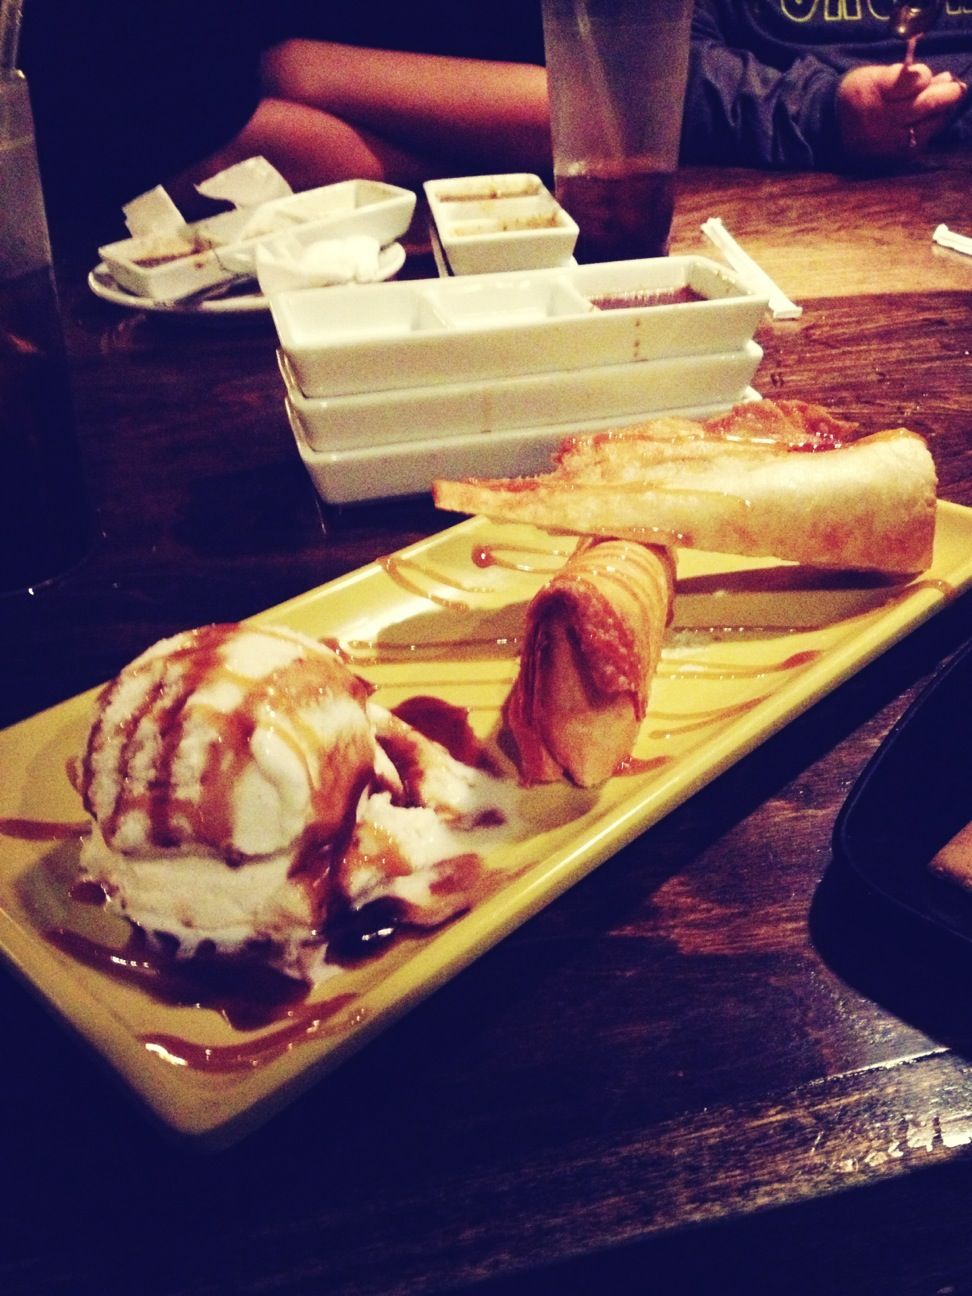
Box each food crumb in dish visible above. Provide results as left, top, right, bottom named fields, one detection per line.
left=451, top=212, right=565, bottom=237
left=131, top=232, right=216, bottom=268
left=590, top=286, right=708, bottom=310
left=436, top=180, right=543, bottom=202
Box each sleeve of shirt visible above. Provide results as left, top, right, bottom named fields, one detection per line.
left=680, top=2, right=844, bottom=169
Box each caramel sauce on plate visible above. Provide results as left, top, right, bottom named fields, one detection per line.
left=471, top=541, right=571, bottom=573
left=614, top=754, right=673, bottom=777
left=140, top=993, right=359, bottom=1072
left=45, top=925, right=314, bottom=1031
left=392, top=694, right=499, bottom=773
left=0, top=817, right=87, bottom=841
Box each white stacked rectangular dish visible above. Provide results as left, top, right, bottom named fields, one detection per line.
left=273, top=256, right=764, bottom=397
left=270, top=254, right=768, bottom=505
left=279, top=345, right=763, bottom=451
left=286, top=387, right=762, bottom=505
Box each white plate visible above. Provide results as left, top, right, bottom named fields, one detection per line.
left=88, top=263, right=269, bottom=315
left=88, top=243, right=407, bottom=316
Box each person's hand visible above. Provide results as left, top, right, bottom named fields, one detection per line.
left=836, top=62, right=968, bottom=159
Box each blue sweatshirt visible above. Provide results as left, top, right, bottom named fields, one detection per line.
left=681, top=0, right=972, bottom=168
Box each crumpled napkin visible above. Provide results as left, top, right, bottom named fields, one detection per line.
left=255, top=234, right=405, bottom=294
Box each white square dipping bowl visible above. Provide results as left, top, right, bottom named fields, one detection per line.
left=424, top=174, right=578, bottom=275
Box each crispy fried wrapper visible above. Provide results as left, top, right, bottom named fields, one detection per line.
left=434, top=400, right=938, bottom=574
left=504, top=539, right=675, bottom=787
left=929, top=821, right=972, bottom=891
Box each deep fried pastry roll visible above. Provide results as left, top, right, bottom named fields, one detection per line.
left=504, top=539, right=675, bottom=787
left=434, top=400, right=938, bottom=574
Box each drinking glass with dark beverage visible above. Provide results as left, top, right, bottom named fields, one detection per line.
left=0, top=69, right=91, bottom=596
left=541, top=0, right=693, bottom=263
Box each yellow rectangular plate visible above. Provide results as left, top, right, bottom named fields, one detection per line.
left=2, top=503, right=971, bottom=1147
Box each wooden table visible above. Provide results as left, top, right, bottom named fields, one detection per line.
left=1, top=156, right=971, bottom=1296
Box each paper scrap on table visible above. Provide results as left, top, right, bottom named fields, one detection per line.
left=123, top=185, right=186, bottom=238
left=122, top=157, right=294, bottom=241
left=194, top=156, right=293, bottom=208
left=255, top=234, right=402, bottom=294
left=700, top=217, right=803, bottom=320
left=933, top=223, right=972, bottom=258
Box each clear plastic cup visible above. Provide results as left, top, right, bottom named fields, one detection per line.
left=541, top=0, right=694, bottom=262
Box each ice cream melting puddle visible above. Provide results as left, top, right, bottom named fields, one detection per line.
left=46, top=925, right=315, bottom=1030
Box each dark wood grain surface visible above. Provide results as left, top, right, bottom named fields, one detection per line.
left=2, top=155, right=972, bottom=1296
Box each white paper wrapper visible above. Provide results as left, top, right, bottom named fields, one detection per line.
left=122, top=159, right=294, bottom=246
left=255, top=234, right=405, bottom=294
left=700, top=216, right=801, bottom=320
left=103, top=162, right=412, bottom=302
left=933, top=223, right=972, bottom=258
left=194, top=157, right=294, bottom=209
left=123, top=185, right=186, bottom=238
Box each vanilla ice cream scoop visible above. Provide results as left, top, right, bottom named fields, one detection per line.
left=75, top=622, right=517, bottom=980
left=80, top=623, right=375, bottom=859
left=77, top=624, right=376, bottom=967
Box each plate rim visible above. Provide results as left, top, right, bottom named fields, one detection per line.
left=87, top=262, right=269, bottom=314
left=88, top=241, right=407, bottom=315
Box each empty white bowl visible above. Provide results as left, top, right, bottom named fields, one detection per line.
left=288, top=389, right=762, bottom=504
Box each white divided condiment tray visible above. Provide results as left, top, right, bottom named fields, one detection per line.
left=423, top=173, right=579, bottom=274
left=280, top=342, right=763, bottom=452
left=288, top=389, right=762, bottom=505
left=271, top=256, right=768, bottom=398
left=99, top=179, right=416, bottom=302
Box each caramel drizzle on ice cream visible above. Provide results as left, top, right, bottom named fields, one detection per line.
left=80, top=623, right=373, bottom=859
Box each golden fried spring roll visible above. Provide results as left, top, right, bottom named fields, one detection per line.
left=433, top=400, right=938, bottom=574
left=505, top=539, right=675, bottom=787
